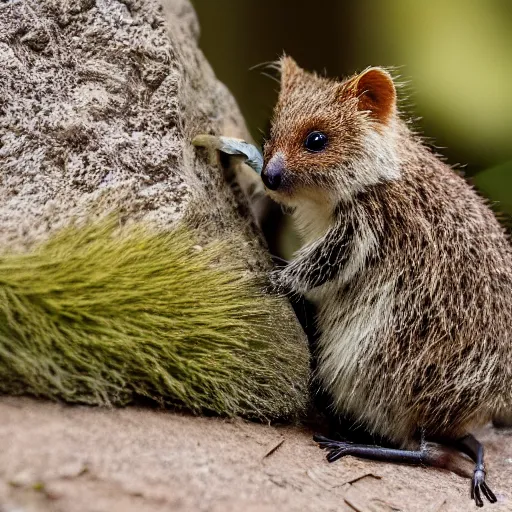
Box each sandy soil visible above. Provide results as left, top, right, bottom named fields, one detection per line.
left=0, top=397, right=510, bottom=512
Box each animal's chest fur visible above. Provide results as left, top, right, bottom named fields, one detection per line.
left=307, top=270, right=412, bottom=442
left=292, top=198, right=333, bottom=244
left=301, top=207, right=404, bottom=438
left=309, top=273, right=394, bottom=394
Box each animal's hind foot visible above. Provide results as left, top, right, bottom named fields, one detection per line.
left=471, top=464, right=497, bottom=507
left=452, top=434, right=498, bottom=507
left=313, top=433, right=427, bottom=465
left=314, top=433, right=499, bottom=507
left=314, top=434, right=354, bottom=462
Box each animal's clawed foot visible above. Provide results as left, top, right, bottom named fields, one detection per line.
left=314, top=434, right=353, bottom=463
left=471, top=464, right=497, bottom=507
left=315, top=434, right=498, bottom=508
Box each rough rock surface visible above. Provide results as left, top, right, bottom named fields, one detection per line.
left=0, top=0, right=258, bottom=257
left=1, top=398, right=511, bottom=512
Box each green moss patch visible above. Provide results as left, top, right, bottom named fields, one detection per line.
left=0, top=220, right=309, bottom=420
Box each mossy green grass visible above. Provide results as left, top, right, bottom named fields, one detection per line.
left=0, top=219, right=309, bottom=419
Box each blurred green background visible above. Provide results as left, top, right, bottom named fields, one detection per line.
left=191, top=0, right=512, bottom=220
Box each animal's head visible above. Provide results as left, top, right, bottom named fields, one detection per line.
left=262, top=56, right=400, bottom=206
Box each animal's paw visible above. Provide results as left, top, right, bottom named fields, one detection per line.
left=471, top=464, right=497, bottom=507
left=268, top=268, right=291, bottom=294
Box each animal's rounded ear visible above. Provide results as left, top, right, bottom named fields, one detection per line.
left=279, top=55, right=304, bottom=92
left=347, top=67, right=396, bottom=124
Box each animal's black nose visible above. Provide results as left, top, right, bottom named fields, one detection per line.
left=262, top=154, right=284, bottom=191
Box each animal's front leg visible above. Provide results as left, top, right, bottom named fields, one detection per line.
left=270, top=219, right=355, bottom=295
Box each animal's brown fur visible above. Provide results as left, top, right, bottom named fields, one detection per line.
left=264, top=56, right=512, bottom=448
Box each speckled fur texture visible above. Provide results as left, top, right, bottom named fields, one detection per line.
left=266, top=57, right=512, bottom=447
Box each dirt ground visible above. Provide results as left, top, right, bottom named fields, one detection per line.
left=0, top=397, right=510, bottom=512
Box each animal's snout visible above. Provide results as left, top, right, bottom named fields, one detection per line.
left=262, top=153, right=284, bottom=191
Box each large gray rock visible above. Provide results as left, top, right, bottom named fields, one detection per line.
left=0, top=0, right=255, bottom=253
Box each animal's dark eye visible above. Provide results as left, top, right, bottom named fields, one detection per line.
left=304, top=131, right=328, bottom=153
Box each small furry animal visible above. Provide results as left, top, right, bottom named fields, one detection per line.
left=260, top=56, right=512, bottom=507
